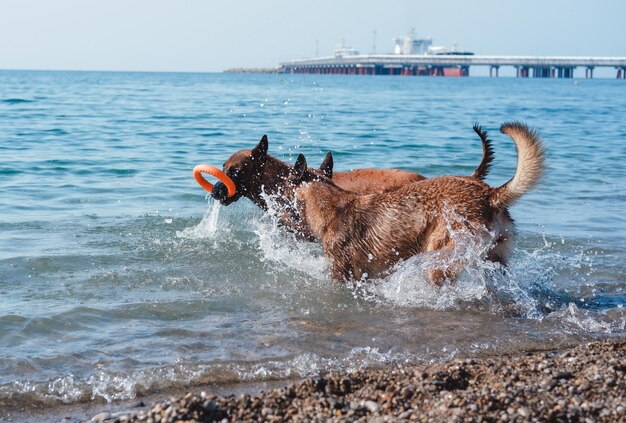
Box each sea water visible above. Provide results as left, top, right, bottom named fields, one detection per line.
left=0, top=70, right=624, bottom=409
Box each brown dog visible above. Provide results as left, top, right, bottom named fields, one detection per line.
left=287, top=122, right=545, bottom=284
left=211, top=124, right=494, bottom=226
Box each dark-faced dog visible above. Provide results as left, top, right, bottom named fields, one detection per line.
left=287, top=122, right=545, bottom=284
left=211, top=124, right=495, bottom=237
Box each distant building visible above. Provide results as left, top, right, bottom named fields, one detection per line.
left=393, top=30, right=432, bottom=55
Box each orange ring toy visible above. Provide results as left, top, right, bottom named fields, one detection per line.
left=193, top=164, right=236, bottom=197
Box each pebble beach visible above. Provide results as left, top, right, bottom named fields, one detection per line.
left=73, top=340, right=625, bottom=423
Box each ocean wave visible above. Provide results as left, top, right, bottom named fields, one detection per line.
left=1, top=98, right=34, bottom=104
left=0, top=346, right=418, bottom=408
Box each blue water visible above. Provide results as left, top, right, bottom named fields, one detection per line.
left=1, top=70, right=625, bottom=410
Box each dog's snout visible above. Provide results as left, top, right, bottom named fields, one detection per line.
left=211, top=182, right=229, bottom=201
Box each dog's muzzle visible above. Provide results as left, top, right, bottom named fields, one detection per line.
left=211, top=181, right=230, bottom=202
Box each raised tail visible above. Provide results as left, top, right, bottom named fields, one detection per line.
left=490, top=122, right=546, bottom=209
left=470, top=122, right=495, bottom=180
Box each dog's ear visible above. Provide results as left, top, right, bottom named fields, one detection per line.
left=292, top=153, right=307, bottom=181
left=319, top=151, right=333, bottom=178
left=251, top=135, right=268, bottom=161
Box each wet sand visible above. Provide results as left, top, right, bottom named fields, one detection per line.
left=10, top=339, right=622, bottom=423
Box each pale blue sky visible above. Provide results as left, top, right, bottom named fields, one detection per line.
left=0, top=0, right=624, bottom=72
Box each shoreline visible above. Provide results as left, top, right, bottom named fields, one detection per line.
left=4, top=339, right=624, bottom=422
left=1, top=380, right=296, bottom=423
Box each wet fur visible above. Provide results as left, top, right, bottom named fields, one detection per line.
left=290, top=122, right=544, bottom=284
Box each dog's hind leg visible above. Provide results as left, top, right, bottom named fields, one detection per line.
left=427, top=268, right=453, bottom=287
left=424, top=230, right=461, bottom=286
left=426, top=244, right=462, bottom=286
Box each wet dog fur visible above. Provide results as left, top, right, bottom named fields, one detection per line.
left=287, top=122, right=545, bottom=284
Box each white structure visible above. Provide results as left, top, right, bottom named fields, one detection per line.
left=393, top=29, right=432, bottom=55
left=334, top=45, right=359, bottom=58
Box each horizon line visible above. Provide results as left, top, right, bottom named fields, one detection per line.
left=0, top=68, right=622, bottom=79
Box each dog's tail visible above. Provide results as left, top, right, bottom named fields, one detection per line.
left=490, top=122, right=546, bottom=209
left=470, top=123, right=494, bottom=180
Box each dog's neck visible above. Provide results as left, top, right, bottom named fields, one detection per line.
left=248, top=154, right=292, bottom=209
left=297, top=181, right=354, bottom=241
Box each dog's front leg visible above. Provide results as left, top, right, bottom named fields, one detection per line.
left=328, top=251, right=355, bottom=283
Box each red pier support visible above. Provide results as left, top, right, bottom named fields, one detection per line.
left=516, top=66, right=530, bottom=78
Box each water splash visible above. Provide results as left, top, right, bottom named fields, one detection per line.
left=252, top=192, right=329, bottom=281
left=244, top=199, right=620, bottom=326
left=350, top=208, right=508, bottom=309
left=349, top=211, right=608, bottom=321
left=176, top=200, right=225, bottom=239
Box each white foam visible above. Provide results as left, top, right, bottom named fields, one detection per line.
left=346, top=215, right=597, bottom=320
left=235, top=346, right=416, bottom=382
left=351, top=209, right=506, bottom=309
left=252, top=192, right=329, bottom=281
left=177, top=200, right=227, bottom=240
left=173, top=194, right=622, bottom=333
left=555, top=303, right=626, bottom=334
left=244, top=200, right=606, bottom=323
left=0, top=345, right=420, bottom=406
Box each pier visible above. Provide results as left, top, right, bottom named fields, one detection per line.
left=280, top=54, right=626, bottom=78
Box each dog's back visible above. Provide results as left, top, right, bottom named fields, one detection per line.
left=332, top=169, right=425, bottom=195
left=323, top=123, right=494, bottom=195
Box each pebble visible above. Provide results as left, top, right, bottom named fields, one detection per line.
left=203, top=400, right=218, bottom=411
left=363, top=400, right=380, bottom=413
left=91, top=412, right=111, bottom=421
left=554, top=371, right=573, bottom=380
